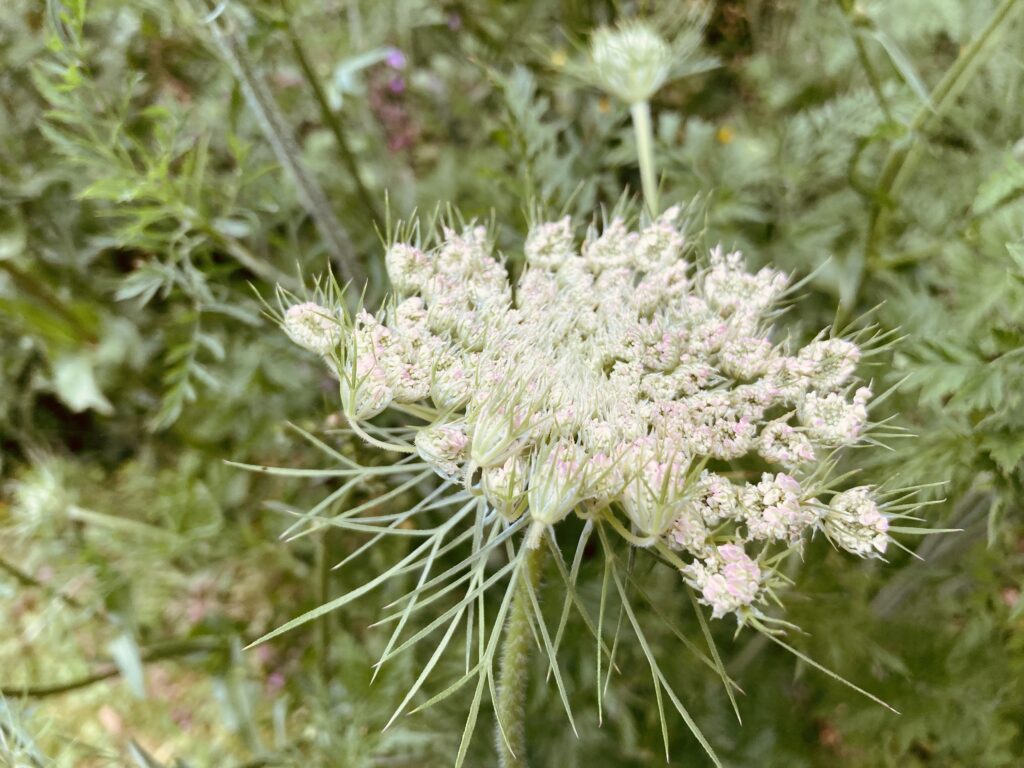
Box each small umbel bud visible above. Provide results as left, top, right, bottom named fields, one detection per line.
left=481, top=454, right=527, bottom=521
left=415, top=423, right=470, bottom=479
left=589, top=22, right=672, bottom=104
left=525, top=217, right=575, bottom=270
left=386, top=243, right=432, bottom=295
left=284, top=302, right=341, bottom=356
left=685, top=544, right=763, bottom=620
left=526, top=439, right=585, bottom=547
left=339, top=364, right=393, bottom=421
left=823, top=487, right=890, bottom=558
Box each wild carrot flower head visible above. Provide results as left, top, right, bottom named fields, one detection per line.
left=257, top=205, right=922, bottom=766
left=275, top=208, right=899, bottom=617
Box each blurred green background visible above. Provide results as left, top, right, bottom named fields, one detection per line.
left=1, top=1, right=1022, bottom=765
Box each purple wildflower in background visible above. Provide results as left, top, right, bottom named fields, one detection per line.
left=385, top=47, right=407, bottom=70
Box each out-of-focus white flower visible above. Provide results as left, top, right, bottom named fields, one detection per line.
left=633, top=207, right=685, bottom=271
left=525, top=217, right=575, bottom=269
left=582, top=218, right=636, bottom=271
left=386, top=243, right=432, bottom=294
left=588, top=22, right=672, bottom=104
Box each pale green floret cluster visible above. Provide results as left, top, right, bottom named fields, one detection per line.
left=281, top=209, right=897, bottom=623
left=588, top=22, right=672, bottom=104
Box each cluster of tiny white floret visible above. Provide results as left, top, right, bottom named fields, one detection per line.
left=284, top=302, right=342, bottom=356
left=283, top=209, right=892, bottom=623
left=823, top=487, right=891, bottom=558
left=684, top=544, right=762, bottom=620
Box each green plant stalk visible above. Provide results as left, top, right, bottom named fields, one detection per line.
left=865, top=0, right=1024, bottom=262
left=834, top=0, right=893, bottom=122
left=630, top=100, right=659, bottom=215
left=202, top=1, right=361, bottom=284
left=0, top=554, right=111, bottom=622
left=316, top=530, right=330, bottom=684
left=278, top=0, right=384, bottom=226
left=495, top=544, right=546, bottom=768
left=0, top=637, right=226, bottom=698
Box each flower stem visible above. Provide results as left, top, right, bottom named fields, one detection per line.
left=630, top=100, right=659, bottom=215
left=346, top=414, right=416, bottom=453
left=277, top=0, right=384, bottom=226
left=864, top=0, right=1024, bottom=265
left=203, top=1, right=361, bottom=283
left=495, top=544, right=546, bottom=767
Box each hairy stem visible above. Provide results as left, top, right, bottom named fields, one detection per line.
left=630, top=100, right=659, bottom=215
left=495, top=544, right=546, bottom=768
left=346, top=414, right=416, bottom=453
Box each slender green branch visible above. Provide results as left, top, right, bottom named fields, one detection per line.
left=316, top=531, right=331, bottom=684
left=0, top=637, right=226, bottom=698
left=202, top=2, right=362, bottom=284
left=205, top=226, right=302, bottom=291
left=277, top=0, right=384, bottom=226
left=630, top=100, right=659, bottom=215
left=864, top=0, right=1024, bottom=263
left=835, top=1, right=893, bottom=122
left=495, top=544, right=546, bottom=768
left=0, top=555, right=112, bottom=623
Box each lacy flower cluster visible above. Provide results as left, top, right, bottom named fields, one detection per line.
left=282, top=209, right=892, bottom=623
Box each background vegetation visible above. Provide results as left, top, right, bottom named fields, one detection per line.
left=1, top=0, right=1022, bottom=765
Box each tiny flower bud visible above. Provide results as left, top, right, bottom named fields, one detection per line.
left=589, top=22, right=672, bottom=104
left=386, top=243, right=432, bottom=295
left=415, top=423, right=470, bottom=478
left=797, top=387, right=871, bottom=446
left=824, top=487, right=889, bottom=557
left=481, top=454, right=528, bottom=521
left=526, top=439, right=585, bottom=545
left=525, top=217, right=575, bottom=270
left=284, top=302, right=341, bottom=356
